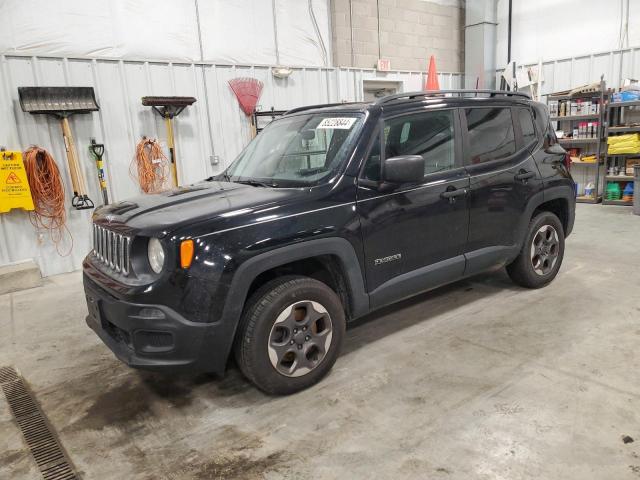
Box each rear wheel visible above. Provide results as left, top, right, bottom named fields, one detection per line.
left=234, top=276, right=346, bottom=395
left=507, top=211, right=565, bottom=288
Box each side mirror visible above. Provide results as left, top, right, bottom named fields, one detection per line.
left=383, top=155, right=424, bottom=184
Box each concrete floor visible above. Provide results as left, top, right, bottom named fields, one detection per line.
left=1, top=204, right=640, bottom=480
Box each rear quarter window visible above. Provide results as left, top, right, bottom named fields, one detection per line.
left=517, top=107, right=537, bottom=147
left=530, top=103, right=549, bottom=138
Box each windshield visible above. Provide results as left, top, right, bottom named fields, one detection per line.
left=225, top=112, right=364, bottom=187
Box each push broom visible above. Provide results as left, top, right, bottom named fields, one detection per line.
left=141, top=96, right=196, bottom=187
left=18, top=86, right=99, bottom=209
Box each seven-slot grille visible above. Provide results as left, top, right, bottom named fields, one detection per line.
left=93, top=224, right=131, bottom=275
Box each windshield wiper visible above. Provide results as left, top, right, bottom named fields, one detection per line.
left=205, top=172, right=231, bottom=182
left=234, top=179, right=277, bottom=188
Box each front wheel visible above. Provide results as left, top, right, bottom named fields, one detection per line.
left=507, top=211, right=565, bottom=289
left=234, top=276, right=346, bottom=395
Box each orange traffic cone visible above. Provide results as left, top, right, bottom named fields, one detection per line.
left=425, top=55, right=440, bottom=91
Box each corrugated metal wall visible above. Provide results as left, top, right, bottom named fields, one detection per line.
left=0, top=54, right=463, bottom=277
left=516, top=48, right=640, bottom=97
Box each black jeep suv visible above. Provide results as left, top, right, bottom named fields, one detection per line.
left=84, top=90, right=575, bottom=394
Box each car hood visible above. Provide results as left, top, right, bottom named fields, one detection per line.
left=92, top=181, right=308, bottom=237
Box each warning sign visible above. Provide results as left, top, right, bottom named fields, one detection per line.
left=6, top=171, right=21, bottom=184
left=1, top=151, right=35, bottom=213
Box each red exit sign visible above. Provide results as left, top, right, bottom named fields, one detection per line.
left=377, top=59, right=391, bottom=71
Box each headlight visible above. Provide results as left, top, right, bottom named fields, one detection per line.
left=147, top=238, right=165, bottom=273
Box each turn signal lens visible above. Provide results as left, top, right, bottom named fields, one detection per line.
left=180, top=239, right=194, bottom=269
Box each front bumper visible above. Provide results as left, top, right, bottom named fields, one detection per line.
left=83, top=273, right=223, bottom=373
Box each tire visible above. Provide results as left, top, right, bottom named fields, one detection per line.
left=506, top=211, right=565, bottom=289
left=234, top=275, right=346, bottom=395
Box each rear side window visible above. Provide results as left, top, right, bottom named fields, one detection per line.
left=465, top=108, right=516, bottom=164
left=517, top=108, right=537, bottom=146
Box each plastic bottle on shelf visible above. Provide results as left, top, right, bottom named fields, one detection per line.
left=584, top=182, right=595, bottom=197
left=622, top=182, right=634, bottom=203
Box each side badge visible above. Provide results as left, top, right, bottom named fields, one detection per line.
left=374, top=253, right=401, bottom=266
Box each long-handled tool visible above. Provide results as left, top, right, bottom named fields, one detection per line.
left=18, top=86, right=99, bottom=209
left=89, top=139, right=109, bottom=205
left=229, top=78, right=264, bottom=138
left=141, top=96, right=196, bottom=187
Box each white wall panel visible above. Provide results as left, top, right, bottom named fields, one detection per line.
left=0, top=54, right=462, bottom=277
left=497, top=47, right=640, bottom=99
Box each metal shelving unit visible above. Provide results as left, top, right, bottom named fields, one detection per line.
left=550, top=114, right=600, bottom=122
left=547, top=80, right=607, bottom=204
left=604, top=98, right=640, bottom=206
left=606, top=126, right=640, bottom=134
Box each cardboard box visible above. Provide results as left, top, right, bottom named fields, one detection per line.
left=626, top=158, right=640, bottom=175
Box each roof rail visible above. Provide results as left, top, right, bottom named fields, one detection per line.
left=284, top=101, right=363, bottom=116
left=375, top=89, right=531, bottom=105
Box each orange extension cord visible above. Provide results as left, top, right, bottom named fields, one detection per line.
left=131, top=137, right=170, bottom=193
left=23, top=146, right=72, bottom=256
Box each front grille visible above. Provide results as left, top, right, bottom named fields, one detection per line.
left=93, top=224, right=131, bottom=275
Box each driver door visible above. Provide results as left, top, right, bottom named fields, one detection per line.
left=356, top=108, right=470, bottom=309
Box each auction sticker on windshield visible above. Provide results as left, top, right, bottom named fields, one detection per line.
left=317, top=117, right=357, bottom=129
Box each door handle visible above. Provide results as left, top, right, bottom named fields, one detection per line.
left=440, top=187, right=467, bottom=204
left=515, top=170, right=536, bottom=182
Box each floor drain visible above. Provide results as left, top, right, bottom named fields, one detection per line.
left=0, top=366, right=79, bottom=480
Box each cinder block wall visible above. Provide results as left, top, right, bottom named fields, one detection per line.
left=331, top=0, right=464, bottom=72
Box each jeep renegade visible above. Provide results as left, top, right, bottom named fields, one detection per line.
left=83, top=90, right=576, bottom=395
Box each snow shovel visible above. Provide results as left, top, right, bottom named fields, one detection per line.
left=142, top=96, right=196, bottom=187
left=18, top=86, right=99, bottom=209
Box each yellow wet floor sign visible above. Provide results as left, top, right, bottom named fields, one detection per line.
left=0, top=150, right=35, bottom=213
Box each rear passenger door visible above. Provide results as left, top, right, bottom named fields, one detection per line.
left=357, top=108, right=470, bottom=309
left=462, top=105, right=544, bottom=275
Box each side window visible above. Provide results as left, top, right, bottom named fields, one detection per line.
left=517, top=107, right=537, bottom=146
left=384, top=110, right=455, bottom=175
left=465, top=108, right=516, bottom=164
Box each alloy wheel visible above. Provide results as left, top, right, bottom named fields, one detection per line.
left=530, top=224, right=560, bottom=276
left=267, top=300, right=333, bottom=377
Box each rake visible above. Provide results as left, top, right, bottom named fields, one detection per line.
left=229, top=78, right=264, bottom=137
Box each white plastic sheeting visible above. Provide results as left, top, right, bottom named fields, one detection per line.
left=0, top=54, right=463, bottom=277
left=496, top=0, right=640, bottom=67
left=0, top=0, right=331, bottom=67
left=272, top=0, right=330, bottom=66
left=199, top=0, right=276, bottom=65
left=0, top=1, right=200, bottom=62
left=200, top=0, right=331, bottom=66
